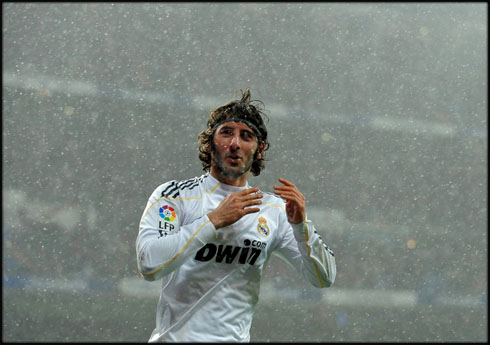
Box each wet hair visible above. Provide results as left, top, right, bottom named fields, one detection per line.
left=198, top=89, right=270, bottom=176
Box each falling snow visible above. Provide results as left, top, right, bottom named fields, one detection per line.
left=2, top=2, right=487, bottom=342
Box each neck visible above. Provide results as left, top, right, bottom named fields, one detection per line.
left=210, top=167, right=249, bottom=187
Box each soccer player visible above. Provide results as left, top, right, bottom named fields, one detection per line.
left=136, top=89, right=336, bottom=342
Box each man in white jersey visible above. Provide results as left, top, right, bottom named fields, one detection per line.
left=136, top=89, right=336, bottom=342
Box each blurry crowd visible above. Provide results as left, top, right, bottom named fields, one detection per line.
left=3, top=2, right=486, bottom=302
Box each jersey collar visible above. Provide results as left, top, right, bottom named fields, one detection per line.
left=205, top=172, right=250, bottom=194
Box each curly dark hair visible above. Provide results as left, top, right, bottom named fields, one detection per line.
left=198, top=89, right=270, bottom=176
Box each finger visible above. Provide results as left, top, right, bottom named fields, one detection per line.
left=238, top=187, right=260, bottom=195
left=244, top=199, right=262, bottom=207
left=273, top=185, right=297, bottom=192
left=243, top=207, right=260, bottom=214
left=274, top=188, right=302, bottom=198
left=248, top=192, right=263, bottom=201
left=275, top=191, right=304, bottom=204
left=274, top=184, right=300, bottom=193
left=278, top=177, right=295, bottom=187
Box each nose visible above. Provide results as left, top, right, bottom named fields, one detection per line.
left=229, top=133, right=240, bottom=150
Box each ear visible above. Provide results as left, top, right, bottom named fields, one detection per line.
left=256, top=141, right=266, bottom=159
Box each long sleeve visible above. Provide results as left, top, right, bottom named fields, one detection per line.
left=136, top=187, right=217, bottom=281
left=275, top=216, right=336, bottom=288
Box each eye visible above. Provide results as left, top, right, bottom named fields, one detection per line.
left=241, top=131, right=255, bottom=140
left=219, top=128, right=233, bottom=136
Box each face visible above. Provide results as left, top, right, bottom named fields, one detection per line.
left=210, top=121, right=260, bottom=181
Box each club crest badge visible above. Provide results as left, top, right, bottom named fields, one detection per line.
left=257, top=217, right=270, bottom=237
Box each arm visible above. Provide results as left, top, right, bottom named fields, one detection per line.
left=277, top=219, right=336, bottom=288
left=273, top=178, right=336, bottom=288
left=135, top=185, right=217, bottom=281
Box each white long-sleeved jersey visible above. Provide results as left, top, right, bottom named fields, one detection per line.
left=136, top=173, right=336, bottom=342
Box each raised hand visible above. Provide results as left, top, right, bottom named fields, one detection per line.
left=207, top=187, right=263, bottom=229
left=273, top=178, right=306, bottom=224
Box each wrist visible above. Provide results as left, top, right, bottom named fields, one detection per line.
left=207, top=211, right=222, bottom=229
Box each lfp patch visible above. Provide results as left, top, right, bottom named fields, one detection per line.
left=159, top=205, right=176, bottom=222
left=257, top=217, right=270, bottom=237
left=158, top=204, right=178, bottom=235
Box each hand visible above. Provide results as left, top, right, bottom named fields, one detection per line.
left=208, top=187, right=263, bottom=229
left=273, top=178, right=306, bottom=224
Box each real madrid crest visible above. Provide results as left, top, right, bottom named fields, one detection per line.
left=257, top=216, right=270, bottom=237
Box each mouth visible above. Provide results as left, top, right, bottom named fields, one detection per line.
left=226, top=154, right=242, bottom=163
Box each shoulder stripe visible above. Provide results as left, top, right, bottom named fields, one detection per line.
left=180, top=179, right=199, bottom=190
left=189, top=175, right=206, bottom=190
left=161, top=184, right=179, bottom=198
left=167, top=185, right=180, bottom=198
left=170, top=190, right=180, bottom=199
left=161, top=181, right=177, bottom=198
left=160, top=175, right=207, bottom=198
left=188, top=182, right=200, bottom=190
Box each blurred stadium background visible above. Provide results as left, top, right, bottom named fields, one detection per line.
left=3, top=2, right=487, bottom=342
